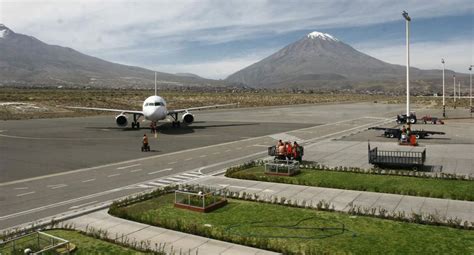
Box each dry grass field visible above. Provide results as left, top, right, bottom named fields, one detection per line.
left=0, top=87, right=470, bottom=120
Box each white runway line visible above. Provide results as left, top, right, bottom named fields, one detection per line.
left=185, top=158, right=193, bottom=161
left=165, top=177, right=183, bottom=182
left=116, top=164, right=141, bottom=170
left=107, top=174, right=120, bottom=178
left=148, top=168, right=173, bottom=175
left=130, top=169, right=143, bottom=173
left=51, top=184, right=68, bottom=189
left=69, top=200, right=98, bottom=209
left=148, top=182, right=166, bottom=187
left=81, top=179, right=96, bottom=183
left=17, top=191, right=35, bottom=197
left=181, top=173, right=201, bottom=178
left=13, top=187, right=28, bottom=190
left=212, top=152, right=221, bottom=155
left=200, top=155, right=207, bottom=158
left=47, top=184, right=67, bottom=189
left=168, top=161, right=177, bottom=164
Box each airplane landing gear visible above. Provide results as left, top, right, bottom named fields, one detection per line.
left=172, top=121, right=181, bottom=128
left=170, top=113, right=181, bottom=128
left=131, top=114, right=140, bottom=129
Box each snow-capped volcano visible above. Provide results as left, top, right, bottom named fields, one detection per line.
left=226, top=30, right=447, bottom=89
left=307, top=31, right=338, bottom=41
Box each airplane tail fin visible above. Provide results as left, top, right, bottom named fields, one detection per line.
left=154, top=72, right=157, bottom=96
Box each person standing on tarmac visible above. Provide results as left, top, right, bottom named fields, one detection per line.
left=142, top=134, right=149, bottom=151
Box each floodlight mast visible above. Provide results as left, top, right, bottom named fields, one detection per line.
left=442, top=59, right=445, bottom=117
left=454, top=75, right=456, bottom=109
left=470, top=65, right=473, bottom=116
left=403, top=11, right=411, bottom=116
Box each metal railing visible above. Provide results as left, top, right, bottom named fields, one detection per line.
left=265, top=159, right=300, bottom=175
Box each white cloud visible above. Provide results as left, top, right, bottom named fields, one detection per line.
left=1, top=0, right=472, bottom=78
left=153, top=55, right=268, bottom=79
left=2, top=0, right=473, bottom=51
left=355, top=39, right=473, bottom=73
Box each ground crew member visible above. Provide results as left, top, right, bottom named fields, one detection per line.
left=142, top=134, right=149, bottom=151
left=286, top=142, right=293, bottom=160
left=293, top=141, right=301, bottom=162
left=278, top=142, right=286, bottom=160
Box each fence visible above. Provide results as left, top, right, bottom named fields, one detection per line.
left=264, top=159, right=300, bottom=176
left=0, top=231, right=70, bottom=255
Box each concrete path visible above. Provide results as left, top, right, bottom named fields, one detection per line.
left=64, top=210, right=279, bottom=255
left=191, top=176, right=474, bottom=223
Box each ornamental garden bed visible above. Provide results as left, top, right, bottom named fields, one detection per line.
left=225, top=161, right=474, bottom=201
left=174, top=186, right=227, bottom=213
left=108, top=186, right=474, bottom=254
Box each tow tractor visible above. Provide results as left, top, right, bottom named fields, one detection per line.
left=368, top=127, right=445, bottom=139
left=396, top=113, right=417, bottom=124
left=420, top=115, right=444, bottom=124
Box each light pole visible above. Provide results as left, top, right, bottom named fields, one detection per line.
left=442, top=59, right=445, bottom=117
left=470, top=65, right=473, bottom=116
left=403, top=11, right=411, bottom=117
left=453, top=75, right=456, bottom=109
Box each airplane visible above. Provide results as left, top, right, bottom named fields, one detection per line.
left=66, top=73, right=236, bottom=129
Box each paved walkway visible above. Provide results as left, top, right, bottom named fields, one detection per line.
left=64, top=210, right=279, bottom=255
left=191, top=176, right=474, bottom=223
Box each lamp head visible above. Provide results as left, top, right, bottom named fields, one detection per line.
left=441, top=59, right=445, bottom=64
left=402, top=11, right=411, bottom=21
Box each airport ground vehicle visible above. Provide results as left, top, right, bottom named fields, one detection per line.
left=368, top=144, right=426, bottom=170
left=420, top=115, right=444, bottom=124
left=141, top=144, right=150, bottom=152
left=396, top=113, right=417, bottom=124
left=368, top=127, right=445, bottom=139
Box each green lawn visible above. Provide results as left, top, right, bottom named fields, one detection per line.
left=226, top=166, right=474, bottom=201
left=110, top=193, right=474, bottom=254
left=0, top=230, right=153, bottom=255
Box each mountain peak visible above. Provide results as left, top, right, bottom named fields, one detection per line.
left=0, top=24, right=13, bottom=39
left=306, top=31, right=338, bottom=41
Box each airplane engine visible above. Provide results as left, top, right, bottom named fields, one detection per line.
left=181, top=112, right=194, bottom=124
left=115, top=114, right=128, bottom=127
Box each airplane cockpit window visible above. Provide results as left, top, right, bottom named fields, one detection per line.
left=154, top=102, right=162, bottom=106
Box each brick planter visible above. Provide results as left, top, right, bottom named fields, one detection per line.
left=174, top=199, right=228, bottom=213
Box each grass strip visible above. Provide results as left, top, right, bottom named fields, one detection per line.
left=110, top=193, right=474, bottom=254
left=226, top=166, right=474, bottom=201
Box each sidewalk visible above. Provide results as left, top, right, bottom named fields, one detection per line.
left=191, top=176, right=474, bottom=223
left=64, top=210, right=279, bottom=255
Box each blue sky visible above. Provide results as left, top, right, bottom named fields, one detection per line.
left=2, top=0, right=473, bottom=79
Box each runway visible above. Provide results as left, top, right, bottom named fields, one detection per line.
left=0, top=102, right=406, bottom=230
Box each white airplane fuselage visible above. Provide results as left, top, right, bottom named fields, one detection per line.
left=142, top=95, right=168, bottom=122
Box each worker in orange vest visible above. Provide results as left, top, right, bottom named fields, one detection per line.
left=286, top=142, right=293, bottom=160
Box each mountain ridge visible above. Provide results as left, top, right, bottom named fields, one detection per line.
left=0, top=25, right=222, bottom=88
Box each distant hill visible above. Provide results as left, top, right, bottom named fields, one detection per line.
left=226, top=31, right=462, bottom=93
left=0, top=24, right=223, bottom=88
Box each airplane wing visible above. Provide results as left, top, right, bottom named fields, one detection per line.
left=64, top=106, right=143, bottom=115
left=167, top=103, right=237, bottom=115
